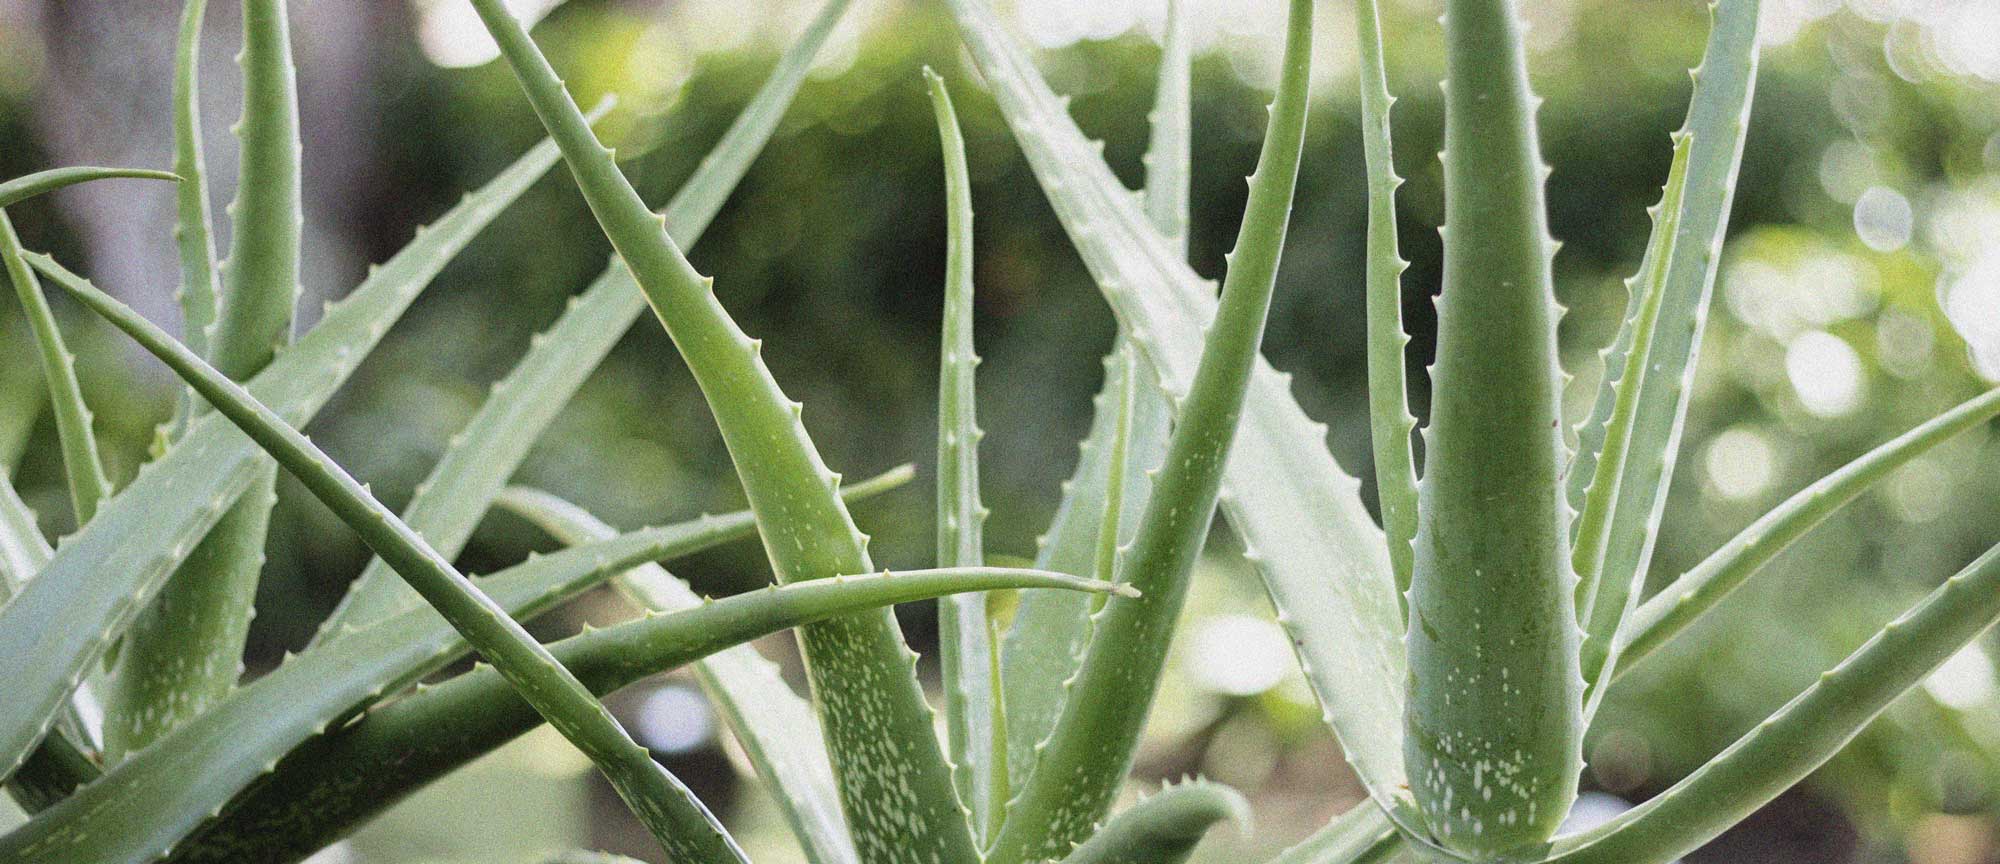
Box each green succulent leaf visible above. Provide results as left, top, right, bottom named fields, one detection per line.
left=1405, top=0, right=1581, bottom=851
left=1000, top=344, right=1170, bottom=794
left=1547, top=543, right=2000, bottom=864
left=0, top=128, right=568, bottom=784
left=52, top=267, right=763, bottom=862
left=986, top=1, right=1313, bottom=859
left=105, top=0, right=306, bottom=762
left=5, top=471, right=905, bottom=864
left=1140, top=0, right=1192, bottom=251
left=1564, top=0, right=1763, bottom=701
left=1571, top=134, right=1693, bottom=715
left=999, top=0, right=1185, bottom=782
left=942, top=0, right=1409, bottom=815
left=1, top=212, right=115, bottom=525
left=1058, top=779, right=1249, bottom=864
left=498, top=483, right=874, bottom=864
left=165, top=570, right=1123, bottom=864
left=314, top=0, right=852, bottom=640
left=169, top=0, right=222, bottom=422
left=1354, top=0, right=1419, bottom=610
left=0, top=471, right=102, bottom=816
left=924, top=67, right=1003, bottom=844
left=462, top=2, right=979, bottom=858
left=1617, top=386, right=2000, bottom=675
left=1266, top=803, right=1401, bottom=864
left=0, top=167, right=178, bottom=210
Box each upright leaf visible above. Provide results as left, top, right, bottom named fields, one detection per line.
left=1566, top=0, right=1763, bottom=695
left=169, top=0, right=223, bottom=425
left=999, top=345, right=1169, bottom=793
left=1353, top=0, right=1419, bottom=608
left=1141, top=0, right=1193, bottom=251
left=1573, top=135, right=1694, bottom=713
left=998, top=0, right=1186, bottom=787
left=1406, top=0, right=1580, bottom=852
left=925, top=68, right=1002, bottom=842
left=461, top=2, right=978, bottom=859
left=0, top=131, right=568, bottom=782
left=986, top=2, right=1313, bottom=859
left=942, top=0, right=1410, bottom=812
left=106, top=0, right=306, bottom=762
left=1548, top=544, right=2000, bottom=864
left=500, top=484, right=865, bottom=864
left=49, top=271, right=752, bottom=864
left=1058, top=779, right=1249, bottom=864
left=1, top=211, right=115, bottom=524
left=314, top=0, right=853, bottom=639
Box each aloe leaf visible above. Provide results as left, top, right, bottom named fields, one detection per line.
left=463, top=3, right=979, bottom=859
left=52, top=270, right=759, bottom=862
left=549, top=852, right=647, bottom=864
left=498, top=482, right=870, bottom=864
left=986, top=2, right=1312, bottom=859
left=169, top=0, right=222, bottom=424
left=0, top=377, right=40, bottom=471
left=922, top=67, right=1003, bottom=843
left=172, top=572, right=1121, bottom=864
left=1403, top=0, right=1582, bottom=852
left=1564, top=0, right=1763, bottom=702
left=1058, top=779, right=1249, bottom=864
left=0, top=167, right=178, bottom=210
left=210, top=0, right=301, bottom=381
left=1570, top=136, right=1694, bottom=714
left=1000, top=346, right=1170, bottom=794
left=9, top=473, right=906, bottom=864
left=1266, top=803, right=1400, bottom=864
left=313, top=0, right=852, bottom=640
left=0, top=473, right=103, bottom=816
left=1546, top=543, right=2000, bottom=864
left=1, top=212, right=115, bottom=524
left=1616, top=386, right=2000, bottom=676
left=1353, top=0, right=1419, bottom=609
left=943, top=0, right=1410, bottom=812
left=104, top=0, right=306, bottom=763
left=0, top=472, right=50, bottom=597
left=0, top=130, right=568, bottom=783
left=1001, top=0, right=1185, bottom=764
left=1140, top=0, right=1192, bottom=251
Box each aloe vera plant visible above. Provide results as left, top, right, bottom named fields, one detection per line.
left=2, top=0, right=1995, bottom=862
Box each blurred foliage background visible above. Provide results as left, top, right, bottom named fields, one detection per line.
left=1, top=0, right=1998, bottom=861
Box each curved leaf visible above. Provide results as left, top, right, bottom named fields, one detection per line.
left=314, top=0, right=853, bottom=639
left=462, top=2, right=978, bottom=859
left=6, top=471, right=904, bottom=864
left=0, top=127, right=570, bottom=783
left=0, top=167, right=177, bottom=210
left=166, top=568, right=1125, bottom=864
left=1616, top=386, right=2000, bottom=674
left=1, top=212, right=113, bottom=524
left=1548, top=543, right=2000, bottom=864
left=1059, top=779, right=1248, bottom=864
left=1266, top=803, right=1400, bottom=864
left=498, top=483, right=869, bottom=864
left=44, top=272, right=753, bottom=862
